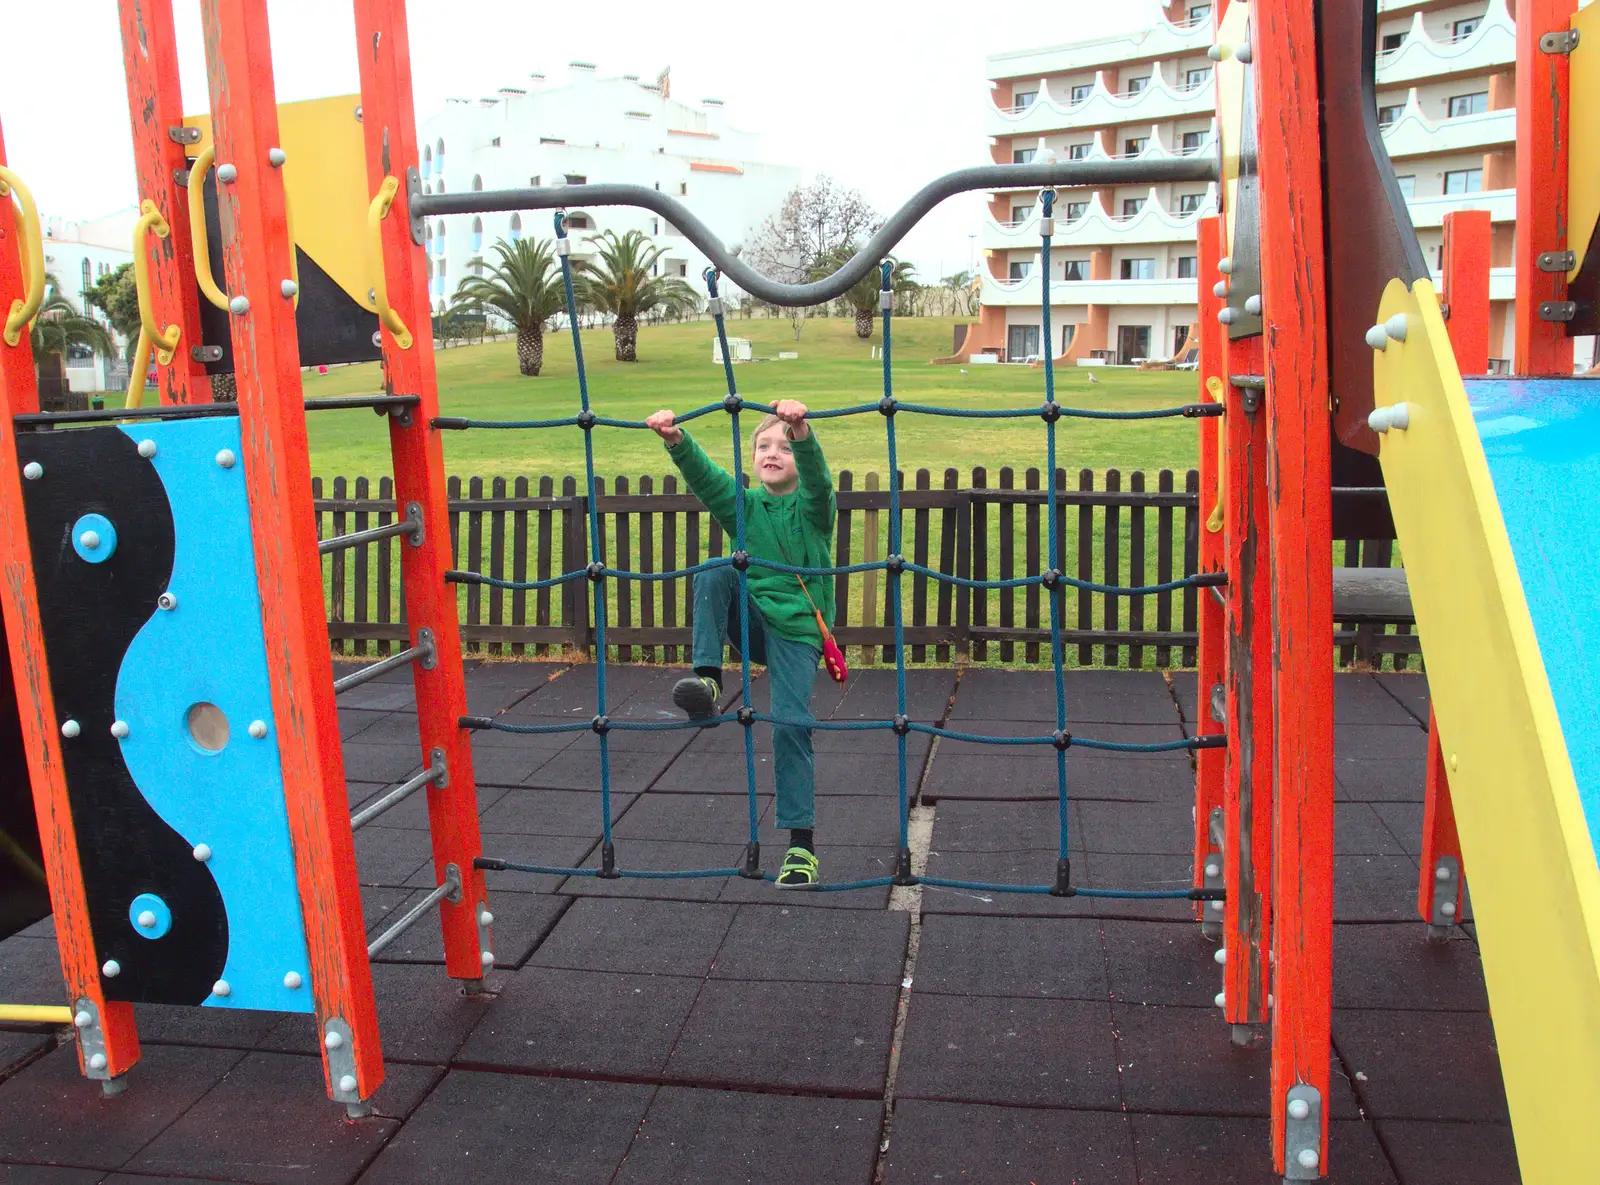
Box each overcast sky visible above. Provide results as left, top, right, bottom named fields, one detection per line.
left=2, top=0, right=1152, bottom=280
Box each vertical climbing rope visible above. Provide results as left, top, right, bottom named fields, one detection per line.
left=879, top=264, right=915, bottom=885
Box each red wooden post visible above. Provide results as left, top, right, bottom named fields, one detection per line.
left=1440, top=209, right=1492, bottom=375
left=1220, top=329, right=1273, bottom=1040
left=0, top=122, right=142, bottom=1088
left=1417, top=707, right=1464, bottom=935
left=1514, top=0, right=1579, bottom=376
left=117, top=0, right=211, bottom=405
left=1193, top=216, right=1226, bottom=923
left=351, top=0, right=491, bottom=983
left=1255, top=0, right=1336, bottom=1174
left=197, top=0, right=382, bottom=1105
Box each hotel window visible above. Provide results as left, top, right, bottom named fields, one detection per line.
left=1013, top=89, right=1037, bottom=109
left=1124, top=76, right=1149, bottom=94
left=422, top=145, right=432, bottom=178
left=565, top=173, right=587, bottom=185
left=1185, top=67, right=1211, bottom=90
left=1377, top=103, right=1403, bottom=128
left=1062, top=324, right=1077, bottom=353
left=1008, top=260, right=1032, bottom=280
left=1122, top=197, right=1145, bottom=217
left=1013, top=147, right=1036, bottom=164
left=1063, top=259, right=1088, bottom=281
left=1120, top=257, right=1155, bottom=279
left=1068, top=142, right=1091, bottom=160
left=529, top=175, right=541, bottom=186
left=81, top=259, right=91, bottom=295
left=471, top=216, right=483, bottom=252
left=1123, top=137, right=1148, bottom=156
left=1177, top=255, right=1198, bottom=278
left=566, top=213, right=591, bottom=228
left=1444, top=168, right=1483, bottom=194
left=1177, top=193, right=1204, bottom=213
left=1065, top=201, right=1088, bottom=220
left=679, top=181, right=688, bottom=195
left=1453, top=16, right=1480, bottom=39
left=1188, top=4, right=1211, bottom=22
left=1010, top=203, right=1034, bottom=223
left=1182, top=130, right=1206, bottom=153
left=1070, top=83, right=1093, bottom=102
left=472, top=174, right=483, bottom=191
left=1447, top=91, right=1488, bottom=117
left=490, top=137, right=501, bottom=147
left=1395, top=174, right=1417, bottom=198
left=1173, top=325, right=1190, bottom=355
left=1380, top=31, right=1404, bottom=53
left=509, top=213, right=522, bottom=241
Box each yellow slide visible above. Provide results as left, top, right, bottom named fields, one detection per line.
left=1370, top=277, right=1600, bottom=1183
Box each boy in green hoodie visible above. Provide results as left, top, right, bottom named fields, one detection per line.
left=645, top=399, right=835, bottom=888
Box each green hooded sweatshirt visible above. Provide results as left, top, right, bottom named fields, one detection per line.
left=666, top=428, right=837, bottom=647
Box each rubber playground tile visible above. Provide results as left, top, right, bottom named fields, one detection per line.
left=1336, top=855, right=1428, bottom=923
left=762, top=792, right=909, bottom=849
left=1335, top=673, right=1424, bottom=726
left=1370, top=800, right=1424, bottom=856
left=1376, top=1119, right=1520, bottom=1185
left=1334, top=1008, right=1509, bottom=1122
left=1082, top=853, right=1201, bottom=921
left=895, top=993, right=1120, bottom=1109
left=1333, top=924, right=1489, bottom=1012
left=441, top=833, right=598, bottom=896
left=259, top=961, right=503, bottom=1065
left=514, top=662, right=679, bottom=717
left=830, top=668, right=959, bottom=720
left=334, top=679, right=416, bottom=712
left=0, top=1166, right=105, bottom=1183
left=1077, top=799, right=1195, bottom=855
left=615, top=1086, right=883, bottom=1185
left=1374, top=671, right=1431, bottom=721
left=372, top=888, right=567, bottom=968
left=563, top=840, right=742, bottom=902
left=361, top=886, right=420, bottom=935
left=950, top=668, right=1179, bottom=724
left=709, top=904, right=910, bottom=986
left=462, top=660, right=564, bottom=716
left=339, top=707, right=390, bottom=740
left=1069, top=750, right=1198, bottom=800
left=522, top=730, right=695, bottom=793
left=1131, top=1115, right=1398, bottom=1185
left=1337, top=802, right=1410, bottom=856
left=0, top=1042, right=246, bottom=1171
left=454, top=966, right=699, bottom=1080
left=881, top=1099, right=1137, bottom=1185
left=611, top=791, right=771, bottom=843
left=479, top=787, right=633, bottom=837
left=716, top=846, right=896, bottom=910
left=337, top=710, right=432, bottom=747
left=928, top=798, right=1083, bottom=853
left=354, top=1069, right=653, bottom=1185
left=0, top=937, right=64, bottom=1011
left=912, top=914, right=1108, bottom=1000
left=130, top=998, right=286, bottom=1052
left=340, top=741, right=424, bottom=787
left=918, top=849, right=1094, bottom=917
left=461, top=730, right=564, bottom=788
left=353, top=826, right=434, bottom=887
left=531, top=897, right=737, bottom=978
left=124, top=1054, right=438, bottom=1185
left=0, top=1031, right=51, bottom=1080
left=665, top=978, right=896, bottom=1094
left=1101, top=920, right=1223, bottom=1007
left=1337, top=721, right=1427, bottom=761
left=1336, top=756, right=1426, bottom=803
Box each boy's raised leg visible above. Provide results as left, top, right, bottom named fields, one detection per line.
left=768, top=636, right=821, bottom=887
left=675, top=566, right=739, bottom=719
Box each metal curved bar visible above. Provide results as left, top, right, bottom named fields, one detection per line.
left=131, top=200, right=182, bottom=366
left=411, top=156, right=1220, bottom=307
left=0, top=166, right=45, bottom=347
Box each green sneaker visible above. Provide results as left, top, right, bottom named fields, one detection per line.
left=775, top=846, right=820, bottom=889
left=671, top=675, right=720, bottom=721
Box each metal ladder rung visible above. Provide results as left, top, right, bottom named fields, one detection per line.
left=367, top=864, right=461, bottom=958
left=351, top=753, right=447, bottom=830
left=332, top=629, right=436, bottom=694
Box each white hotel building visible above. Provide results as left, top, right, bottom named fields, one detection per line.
left=975, top=0, right=1526, bottom=367
left=416, top=65, right=800, bottom=314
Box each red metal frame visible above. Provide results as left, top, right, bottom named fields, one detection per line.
left=1515, top=0, right=1579, bottom=376
left=197, top=0, right=382, bottom=1101
left=117, top=0, right=211, bottom=406
left=1255, top=0, right=1336, bottom=1172
left=351, top=0, right=491, bottom=982
left=0, top=121, right=143, bottom=1083
left=1417, top=708, right=1464, bottom=927
left=1440, top=210, right=1492, bottom=376
left=1192, top=215, right=1225, bottom=919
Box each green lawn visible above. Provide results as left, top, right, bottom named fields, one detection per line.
left=303, top=315, right=1202, bottom=482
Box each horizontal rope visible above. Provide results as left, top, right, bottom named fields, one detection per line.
left=476, top=858, right=739, bottom=880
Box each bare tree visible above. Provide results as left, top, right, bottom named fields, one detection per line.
left=744, top=175, right=880, bottom=340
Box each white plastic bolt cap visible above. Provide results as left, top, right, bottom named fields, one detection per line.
left=1207, top=44, right=1228, bottom=61
left=1384, top=312, right=1409, bottom=342
left=325, top=1031, right=344, bottom=1050
left=481, top=950, right=495, bottom=967
left=248, top=720, right=268, bottom=739
left=88, top=1053, right=108, bottom=1071
left=74, top=1010, right=93, bottom=1028
left=79, top=530, right=100, bottom=550
left=1214, top=991, right=1227, bottom=1007
left=61, top=720, right=81, bottom=738
left=216, top=449, right=236, bottom=469
left=281, top=280, right=299, bottom=299
left=22, top=462, right=42, bottom=480
left=137, top=439, right=157, bottom=458
left=478, top=910, right=494, bottom=926
left=1205, top=862, right=1220, bottom=878
left=217, top=163, right=238, bottom=183
left=1441, top=901, right=1457, bottom=917
left=1209, top=899, right=1224, bottom=912
left=1436, top=864, right=1452, bottom=881
left=111, top=720, right=130, bottom=739
left=137, top=910, right=157, bottom=928
left=1384, top=403, right=1411, bottom=431
left=229, top=295, right=250, bottom=315
left=212, top=979, right=231, bottom=997
left=192, top=843, right=213, bottom=862
left=1235, top=42, right=1253, bottom=64
left=339, top=1074, right=358, bottom=1094
left=1244, top=294, right=1262, bottom=315
left=1296, top=1149, right=1320, bottom=1170
left=1218, top=307, right=1237, bottom=325
left=1217, top=256, right=1234, bottom=275
left=1212, top=280, right=1227, bottom=298
left=102, top=960, right=121, bottom=978
left=159, top=592, right=178, bottom=611
left=1214, top=947, right=1227, bottom=965
left=1365, top=324, right=1390, bottom=351
left=283, top=971, right=303, bottom=989
left=1288, top=1098, right=1312, bottom=1120
left=269, top=147, right=287, bottom=167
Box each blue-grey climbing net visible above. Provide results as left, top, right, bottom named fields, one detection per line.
left=447, top=195, right=1227, bottom=899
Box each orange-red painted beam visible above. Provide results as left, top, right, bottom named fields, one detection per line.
left=1441, top=210, right=1492, bottom=375
left=1514, top=0, right=1579, bottom=376
left=0, top=122, right=141, bottom=1082
left=1417, top=707, right=1464, bottom=930
left=352, top=0, right=491, bottom=982
left=197, top=0, right=382, bottom=1102
left=1193, top=215, right=1226, bottom=921
left=1255, top=0, right=1336, bottom=1174
left=117, top=0, right=211, bottom=405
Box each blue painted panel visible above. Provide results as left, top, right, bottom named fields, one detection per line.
left=1467, top=378, right=1600, bottom=863
left=114, top=418, right=313, bottom=1013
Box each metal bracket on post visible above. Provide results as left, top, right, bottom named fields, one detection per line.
left=322, top=1016, right=370, bottom=1119
left=1539, top=301, right=1578, bottom=322
left=168, top=125, right=202, bottom=144
left=417, top=626, right=438, bottom=670
left=1428, top=854, right=1462, bottom=939
left=1209, top=683, right=1226, bottom=726
left=1537, top=251, right=1578, bottom=273
left=1201, top=806, right=1225, bottom=939
left=1282, top=1085, right=1323, bottom=1180
left=173, top=168, right=192, bottom=188
left=405, top=168, right=425, bottom=245
left=404, top=501, right=424, bottom=548
left=191, top=345, right=224, bottom=364
left=72, top=997, right=125, bottom=1095
left=1540, top=28, right=1580, bottom=54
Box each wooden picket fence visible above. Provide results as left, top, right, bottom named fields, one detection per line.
left=313, top=469, right=1418, bottom=671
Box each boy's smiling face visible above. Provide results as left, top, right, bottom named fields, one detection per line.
left=753, top=423, right=798, bottom=493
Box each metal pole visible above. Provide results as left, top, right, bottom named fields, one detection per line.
left=350, top=754, right=446, bottom=830
left=367, top=864, right=461, bottom=958
left=331, top=631, right=435, bottom=694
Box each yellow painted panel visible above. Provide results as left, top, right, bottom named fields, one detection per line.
left=1213, top=2, right=1249, bottom=249
left=184, top=96, right=377, bottom=311
left=1569, top=5, right=1600, bottom=280
left=1373, top=277, right=1600, bottom=1184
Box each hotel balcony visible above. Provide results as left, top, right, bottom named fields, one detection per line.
left=980, top=270, right=1199, bottom=308
left=1375, top=0, right=1514, bottom=86
left=982, top=185, right=1219, bottom=251
left=1404, top=186, right=1515, bottom=228
left=1425, top=265, right=1516, bottom=301
left=987, top=59, right=1216, bottom=138
left=986, top=12, right=1214, bottom=88
left=1380, top=91, right=1515, bottom=158
left=988, top=122, right=1219, bottom=195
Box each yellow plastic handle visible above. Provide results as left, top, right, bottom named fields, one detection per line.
left=368, top=175, right=413, bottom=349
left=132, top=200, right=182, bottom=366
left=0, top=166, right=45, bottom=348
left=0, top=1004, right=73, bottom=1025
left=186, top=146, right=230, bottom=311
left=1204, top=375, right=1225, bottom=534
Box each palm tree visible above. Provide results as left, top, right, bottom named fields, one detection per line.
left=576, top=229, right=698, bottom=361
left=29, top=273, right=113, bottom=386
left=449, top=237, right=564, bottom=376
left=824, top=250, right=918, bottom=338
